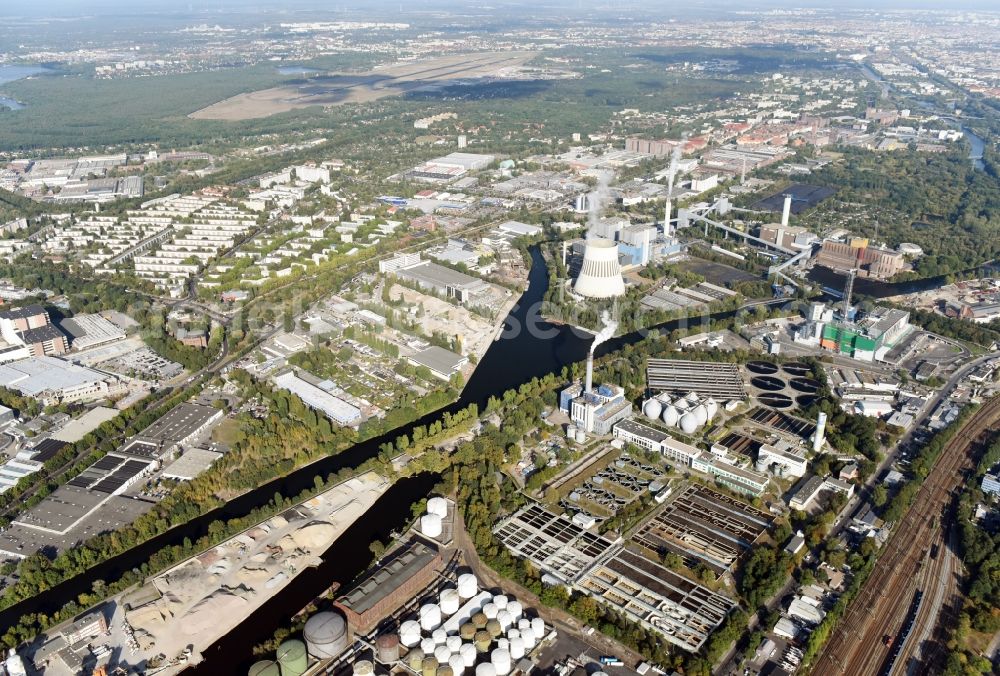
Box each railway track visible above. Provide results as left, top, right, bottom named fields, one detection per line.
left=810, top=397, right=1000, bottom=675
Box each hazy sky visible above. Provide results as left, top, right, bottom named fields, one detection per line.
left=3, top=0, right=1000, bottom=15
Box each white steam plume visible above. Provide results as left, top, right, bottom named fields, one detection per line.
left=590, top=310, right=619, bottom=354
left=586, top=171, right=612, bottom=239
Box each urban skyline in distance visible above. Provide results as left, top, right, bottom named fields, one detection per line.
left=0, top=2, right=996, bottom=676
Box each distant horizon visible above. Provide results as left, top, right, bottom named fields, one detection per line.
left=4, top=0, right=1000, bottom=17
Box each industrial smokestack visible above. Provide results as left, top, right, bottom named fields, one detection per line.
left=585, top=352, right=594, bottom=395
left=813, top=412, right=827, bottom=452
left=781, top=195, right=792, bottom=227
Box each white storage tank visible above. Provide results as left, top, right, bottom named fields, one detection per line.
left=475, top=664, right=497, bottom=676
left=491, top=648, right=512, bottom=676
left=509, top=637, right=525, bottom=660
left=521, top=627, right=536, bottom=650
left=303, top=611, right=351, bottom=659
left=482, top=603, right=498, bottom=620
left=575, top=430, right=587, bottom=444
left=446, top=636, right=462, bottom=653
left=420, top=604, right=443, bottom=632
left=686, top=391, right=699, bottom=403
left=432, top=629, right=447, bottom=645
left=434, top=646, right=452, bottom=664
left=421, top=514, right=443, bottom=538
left=507, top=601, right=523, bottom=621
left=421, top=638, right=437, bottom=655
left=565, top=424, right=576, bottom=439
left=642, top=399, right=663, bottom=420
left=457, top=574, right=478, bottom=599
left=427, top=497, right=449, bottom=517
left=496, top=610, right=512, bottom=631
left=530, top=617, right=545, bottom=638
left=448, top=655, right=466, bottom=676
left=459, top=644, right=477, bottom=668
left=440, top=589, right=461, bottom=616
left=673, top=397, right=690, bottom=411
left=492, top=595, right=508, bottom=611
left=400, top=621, right=422, bottom=647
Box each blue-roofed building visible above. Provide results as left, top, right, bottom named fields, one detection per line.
left=560, top=381, right=632, bottom=435
left=982, top=471, right=1000, bottom=497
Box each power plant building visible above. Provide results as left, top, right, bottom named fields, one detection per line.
left=819, top=308, right=911, bottom=362
left=560, top=381, right=631, bottom=435
left=335, top=540, right=443, bottom=635
left=814, top=240, right=904, bottom=279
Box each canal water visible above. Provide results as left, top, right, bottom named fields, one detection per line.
left=0, top=65, right=51, bottom=110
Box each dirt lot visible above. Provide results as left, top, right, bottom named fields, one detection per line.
left=190, top=51, right=538, bottom=120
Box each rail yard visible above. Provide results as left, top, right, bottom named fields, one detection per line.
left=810, top=396, right=1000, bottom=675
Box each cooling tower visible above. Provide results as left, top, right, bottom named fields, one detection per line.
left=574, top=238, right=626, bottom=298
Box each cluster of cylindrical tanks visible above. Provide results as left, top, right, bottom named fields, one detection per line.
left=420, top=496, right=450, bottom=538
left=250, top=575, right=545, bottom=676
left=565, top=424, right=587, bottom=444
left=250, top=608, right=352, bottom=676
left=392, top=574, right=545, bottom=676
left=642, top=392, right=718, bottom=434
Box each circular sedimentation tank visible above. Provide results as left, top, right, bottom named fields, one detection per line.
left=758, top=393, right=793, bottom=409
left=303, top=611, right=350, bottom=659
left=747, top=360, right=779, bottom=375
left=783, top=362, right=811, bottom=376
left=790, top=378, right=821, bottom=393
left=796, top=395, right=817, bottom=408
left=751, top=376, right=785, bottom=392
left=249, top=662, right=281, bottom=676
left=276, top=640, right=308, bottom=676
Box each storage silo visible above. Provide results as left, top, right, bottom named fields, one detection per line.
left=565, top=424, right=576, bottom=439
left=509, top=636, right=525, bottom=660
left=376, top=634, right=400, bottom=663
left=530, top=618, right=545, bottom=638
left=491, top=648, right=512, bottom=676
left=303, top=611, right=350, bottom=659
left=421, top=638, right=437, bottom=655
left=420, top=603, right=443, bottom=632
left=408, top=648, right=426, bottom=671
left=434, top=646, right=452, bottom=664
left=422, top=657, right=440, bottom=676
left=421, top=514, right=443, bottom=538
left=437, top=666, right=454, bottom=676
left=440, top=589, right=461, bottom=616
left=427, top=497, right=449, bottom=517
left=485, top=619, right=502, bottom=638
left=432, top=629, right=448, bottom=645
left=496, top=610, right=512, bottom=631
left=446, top=636, right=463, bottom=654
left=492, top=595, right=508, bottom=611
left=474, top=630, right=492, bottom=653
left=506, top=601, right=523, bottom=621
left=520, top=627, right=536, bottom=650
left=354, top=660, right=374, bottom=676
left=457, top=574, right=478, bottom=599
left=459, top=643, right=477, bottom=667
left=276, top=640, right=308, bottom=676
left=482, top=603, right=498, bottom=620
left=475, top=663, right=497, bottom=676
left=249, top=661, right=281, bottom=676
left=575, top=430, right=586, bottom=444
left=449, top=654, right=466, bottom=676
left=400, top=620, right=422, bottom=647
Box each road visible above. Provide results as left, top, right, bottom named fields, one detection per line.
left=809, top=395, right=1000, bottom=675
